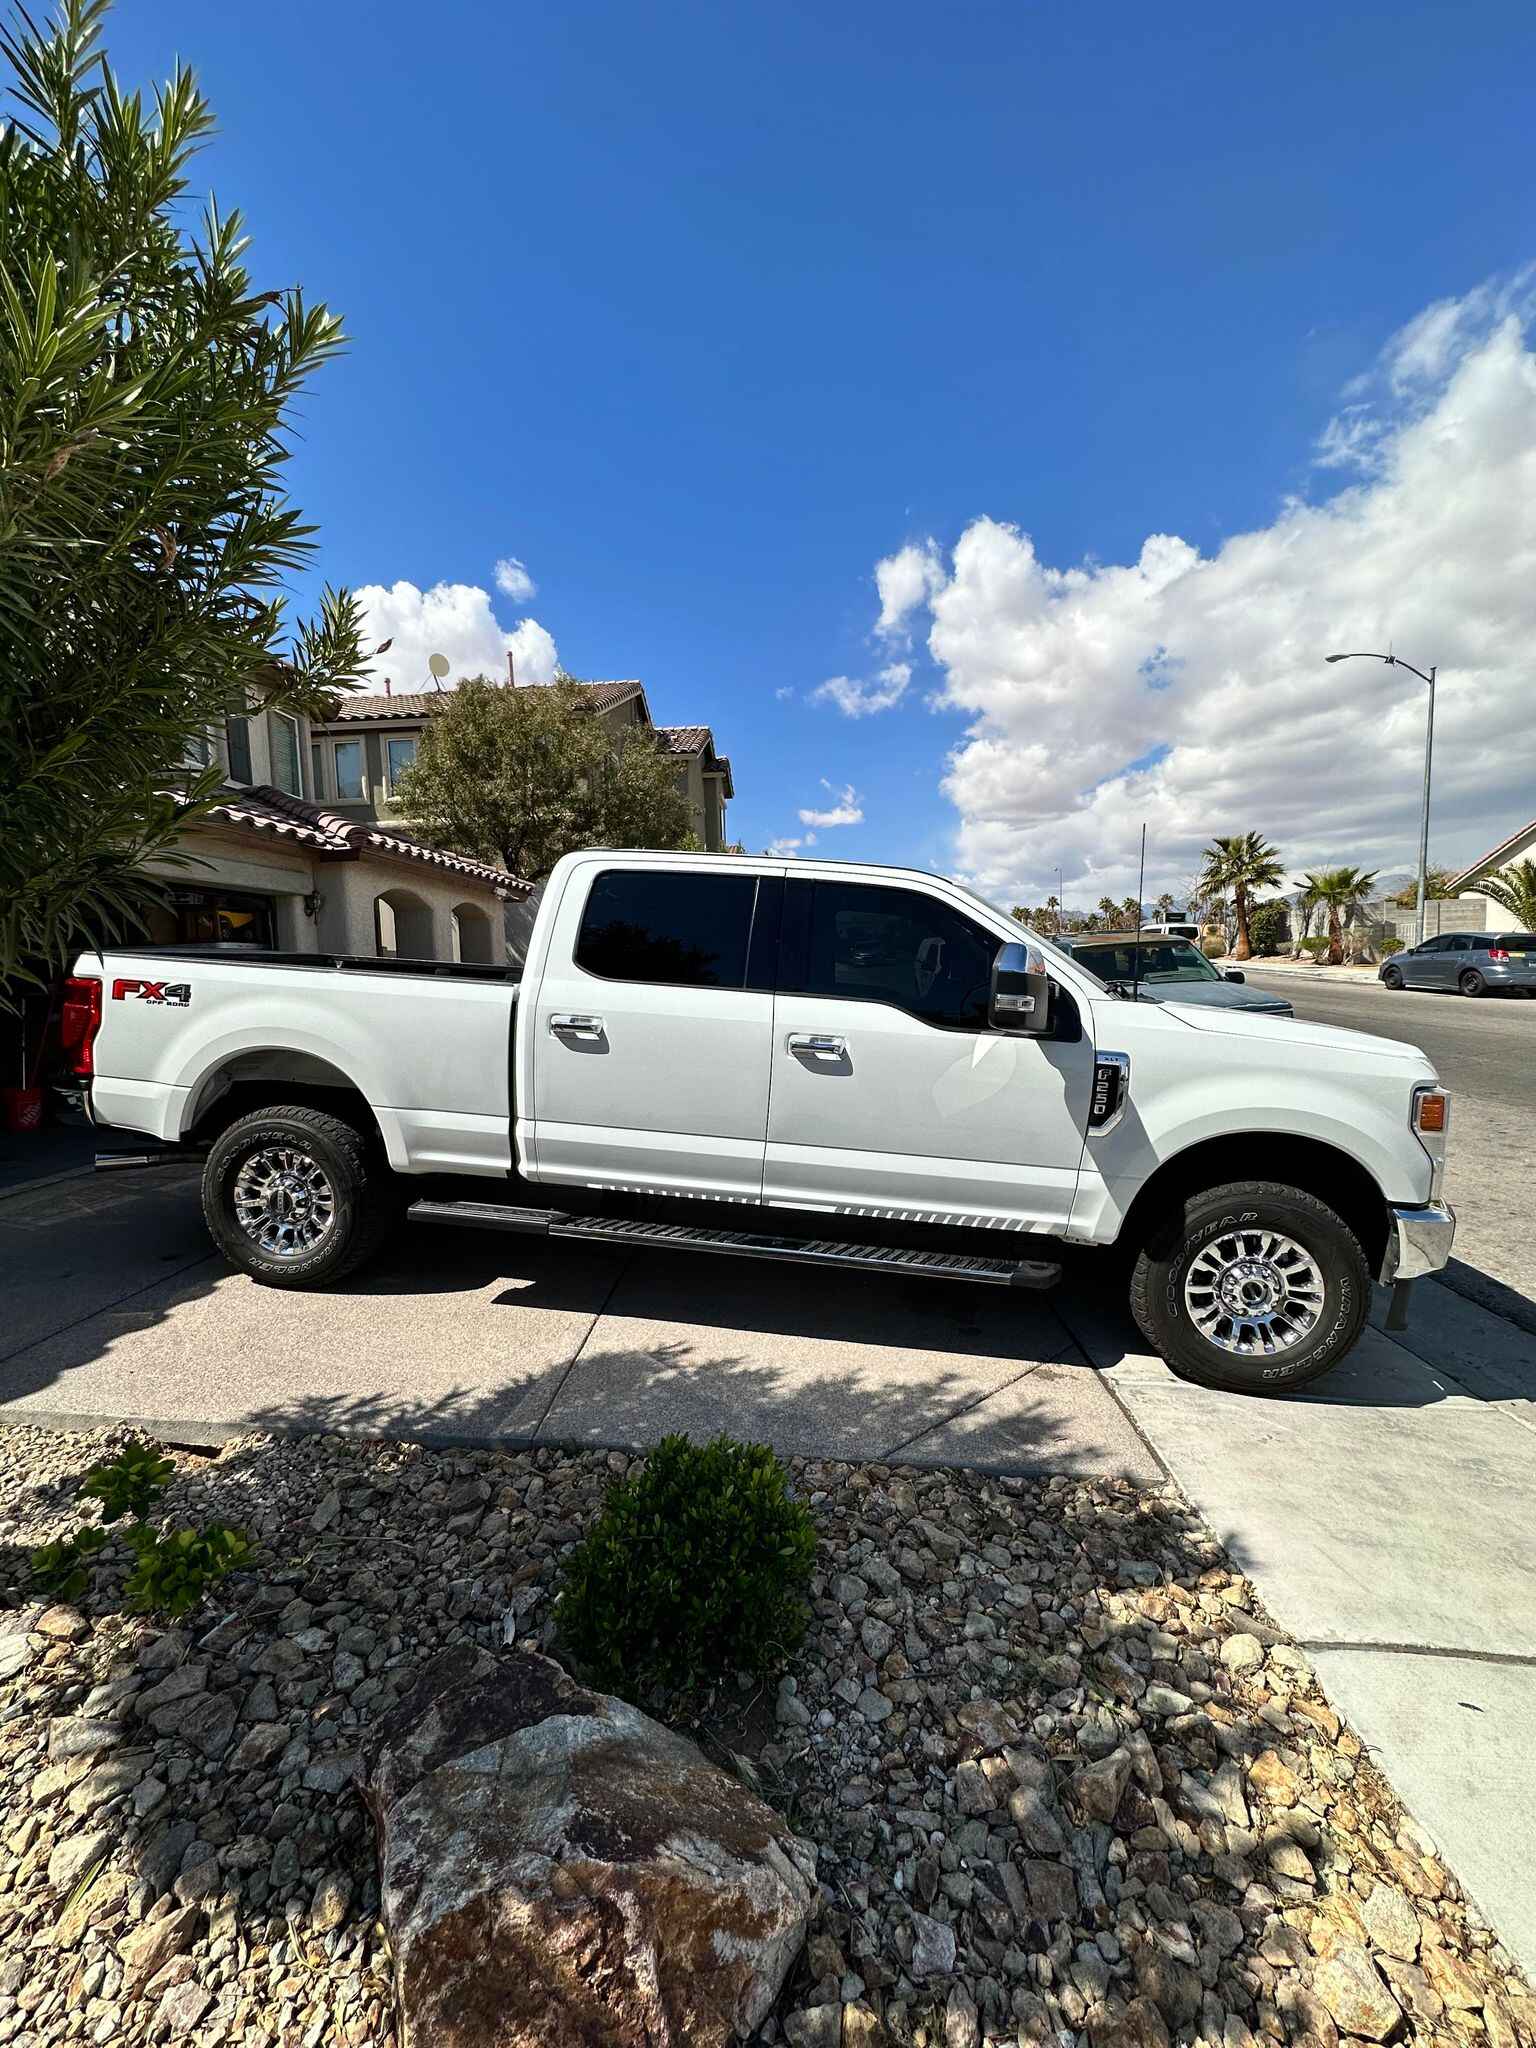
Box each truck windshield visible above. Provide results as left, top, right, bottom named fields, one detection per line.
left=1069, top=938, right=1222, bottom=987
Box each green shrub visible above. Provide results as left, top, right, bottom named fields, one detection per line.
left=557, top=1434, right=818, bottom=1703
left=1378, top=936, right=1404, bottom=956
left=29, top=1442, right=251, bottom=1617
left=1247, top=900, right=1290, bottom=957
left=1300, top=936, right=1330, bottom=958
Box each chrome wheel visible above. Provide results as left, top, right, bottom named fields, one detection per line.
left=232, top=1146, right=337, bottom=1258
left=1183, top=1228, right=1324, bottom=1357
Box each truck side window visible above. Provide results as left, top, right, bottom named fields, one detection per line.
left=789, top=880, right=1000, bottom=1030
left=575, top=868, right=757, bottom=988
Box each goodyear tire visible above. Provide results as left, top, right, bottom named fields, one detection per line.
left=1130, top=1180, right=1369, bottom=1394
left=202, top=1105, right=395, bottom=1288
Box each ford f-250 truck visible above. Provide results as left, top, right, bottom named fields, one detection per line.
left=62, top=848, right=1455, bottom=1395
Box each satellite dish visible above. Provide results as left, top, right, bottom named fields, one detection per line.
left=427, top=652, right=450, bottom=682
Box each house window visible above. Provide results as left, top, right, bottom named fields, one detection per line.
left=386, top=736, right=417, bottom=788
left=224, top=715, right=252, bottom=784
left=333, top=739, right=364, bottom=800
left=269, top=712, right=303, bottom=796
left=182, top=730, right=213, bottom=770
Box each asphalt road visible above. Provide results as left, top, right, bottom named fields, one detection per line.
left=1245, top=970, right=1534, bottom=1320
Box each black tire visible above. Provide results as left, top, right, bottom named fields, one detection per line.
left=1459, top=969, right=1485, bottom=997
left=1129, top=1180, right=1369, bottom=1394
left=202, top=1104, right=395, bottom=1288
left=1381, top=965, right=1404, bottom=990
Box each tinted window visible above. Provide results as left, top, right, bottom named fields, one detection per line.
left=1496, top=933, right=1536, bottom=949
left=1071, top=938, right=1218, bottom=986
left=225, top=715, right=252, bottom=783
left=576, top=868, right=756, bottom=987
left=789, top=881, right=1000, bottom=1029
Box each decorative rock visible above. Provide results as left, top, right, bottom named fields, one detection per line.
left=1311, top=1945, right=1404, bottom=2041
left=1070, top=1747, right=1133, bottom=1822
left=910, top=1909, right=957, bottom=1979
left=1220, top=1634, right=1265, bottom=1674
left=1248, top=1749, right=1301, bottom=1808
left=311, top=1870, right=353, bottom=1933
left=363, top=1645, right=816, bottom=2047
left=1360, top=1883, right=1419, bottom=1962
left=119, top=1904, right=204, bottom=1991
left=944, top=1984, right=980, bottom=2048
left=47, top=1827, right=115, bottom=1893
left=156, top=1981, right=214, bottom=2037
left=36, top=1604, right=89, bottom=1640
left=785, top=2006, right=842, bottom=2048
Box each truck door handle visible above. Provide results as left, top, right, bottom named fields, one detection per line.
left=787, top=1032, right=847, bottom=1058
left=550, top=1012, right=605, bottom=1040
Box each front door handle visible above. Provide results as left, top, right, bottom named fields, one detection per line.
left=550, top=1012, right=605, bottom=1040
left=787, top=1032, right=847, bottom=1058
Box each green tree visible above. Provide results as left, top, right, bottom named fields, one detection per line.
left=1389, top=866, right=1457, bottom=910
left=1155, top=892, right=1176, bottom=919
left=1301, top=866, right=1379, bottom=966
left=0, top=0, right=368, bottom=986
left=1246, top=898, right=1290, bottom=957
left=396, top=676, right=694, bottom=881
left=1199, top=833, right=1285, bottom=961
left=1480, top=858, right=1536, bottom=931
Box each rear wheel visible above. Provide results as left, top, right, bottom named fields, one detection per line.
left=202, top=1104, right=395, bottom=1287
left=1130, top=1180, right=1369, bottom=1394
left=1459, top=969, right=1486, bottom=997
left=1381, top=965, right=1404, bottom=990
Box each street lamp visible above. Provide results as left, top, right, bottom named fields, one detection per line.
left=1325, top=651, right=1437, bottom=945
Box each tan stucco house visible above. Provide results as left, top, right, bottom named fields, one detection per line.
left=142, top=701, right=523, bottom=964
left=308, top=672, right=735, bottom=852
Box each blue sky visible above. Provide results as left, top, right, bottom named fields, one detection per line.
left=107, top=0, right=1536, bottom=899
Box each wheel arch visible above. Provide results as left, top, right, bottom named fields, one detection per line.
left=183, top=1049, right=385, bottom=1155
left=1122, top=1131, right=1392, bottom=1277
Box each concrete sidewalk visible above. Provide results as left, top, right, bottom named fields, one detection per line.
left=1066, top=1280, right=1536, bottom=1977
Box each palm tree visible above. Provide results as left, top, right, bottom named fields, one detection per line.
left=1481, top=859, right=1536, bottom=931
left=1097, top=895, right=1118, bottom=926
left=1301, top=866, right=1379, bottom=965
left=1155, top=892, right=1176, bottom=919
left=1199, top=833, right=1285, bottom=961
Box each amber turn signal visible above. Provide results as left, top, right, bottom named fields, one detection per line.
left=1415, top=1091, right=1448, bottom=1134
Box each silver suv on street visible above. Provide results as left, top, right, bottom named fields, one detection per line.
left=1381, top=930, right=1536, bottom=997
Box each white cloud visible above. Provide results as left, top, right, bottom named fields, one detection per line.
left=767, top=833, right=816, bottom=857
left=877, top=282, right=1536, bottom=906
left=494, top=556, right=537, bottom=603
left=812, top=662, right=911, bottom=717
left=875, top=540, right=945, bottom=642
left=355, top=579, right=559, bottom=692
left=799, top=780, right=864, bottom=828
left=505, top=616, right=559, bottom=685
left=775, top=685, right=796, bottom=702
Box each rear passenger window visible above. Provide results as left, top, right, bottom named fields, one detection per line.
left=575, top=868, right=757, bottom=988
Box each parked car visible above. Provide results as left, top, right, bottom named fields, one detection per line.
left=61, top=850, right=1452, bottom=1396
left=1058, top=932, right=1294, bottom=1016
left=1380, top=931, right=1536, bottom=998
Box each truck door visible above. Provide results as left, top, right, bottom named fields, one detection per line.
left=528, top=862, right=780, bottom=1201
left=764, top=878, right=1093, bottom=1230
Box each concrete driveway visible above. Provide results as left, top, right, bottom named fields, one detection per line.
left=2, top=1160, right=1534, bottom=1975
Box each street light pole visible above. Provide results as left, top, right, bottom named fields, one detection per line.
left=1324, top=651, right=1438, bottom=945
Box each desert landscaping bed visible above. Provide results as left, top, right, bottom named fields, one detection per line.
left=0, top=1421, right=1531, bottom=2048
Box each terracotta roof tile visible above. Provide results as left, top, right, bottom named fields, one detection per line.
left=655, top=725, right=713, bottom=754
left=322, top=679, right=645, bottom=722
left=204, top=786, right=529, bottom=895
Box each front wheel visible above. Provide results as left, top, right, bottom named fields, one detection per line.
left=1381, top=965, right=1404, bottom=990
left=1130, top=1180, right=1369, bottom=1394
left=1459, top=969, right=1486, bottom=997
left=202, top=1104, right=395, bottom=1287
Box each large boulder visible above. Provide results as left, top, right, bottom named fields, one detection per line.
left=363, top=1645, right=817, bottom=2047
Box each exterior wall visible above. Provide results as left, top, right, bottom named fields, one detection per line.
left=317, top=860, right=507, bottom=963
left=1392, top=897, right=1492, bottom=943
left=145, top=825, right=322, bottom=954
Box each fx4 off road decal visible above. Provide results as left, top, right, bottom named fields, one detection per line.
left=111, top=978, right=191, bottom=1006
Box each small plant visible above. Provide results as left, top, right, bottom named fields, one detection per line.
left=1378, top=936, right=1404, bottom=957
left=82, top=1441, right=174, bottom=1523
left=29, top=1442, right=251, bottom=1617
left=122, top=1523, right=254, bottom=1618
left=557, top=1433, right=818, bottom=1704
left=1300, top=936, right=1330, bottom=959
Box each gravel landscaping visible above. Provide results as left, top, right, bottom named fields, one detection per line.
left=1, top=1422, right=1532, bottom=2048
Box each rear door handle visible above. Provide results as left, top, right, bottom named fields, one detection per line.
left=550, top=1012, right=605, bottom=1040
left=787, top=1032, right=847, bottom=1058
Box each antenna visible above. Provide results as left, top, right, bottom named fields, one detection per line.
left=427, top=653, right=449, bottom=690
left=1131, top=824, right=1147, bottom=1004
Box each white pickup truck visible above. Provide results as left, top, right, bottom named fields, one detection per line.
left=63, top=848, right=1455, bottom=1395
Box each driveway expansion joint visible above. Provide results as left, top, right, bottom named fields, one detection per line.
left=1300, top=1639, right=1536, bottom=1669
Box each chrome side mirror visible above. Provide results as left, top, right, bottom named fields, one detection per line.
left=990, top=942, right=1053, bottom=1035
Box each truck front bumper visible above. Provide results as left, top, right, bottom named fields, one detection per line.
left=1381, top=1200, right=1456, bottom=1284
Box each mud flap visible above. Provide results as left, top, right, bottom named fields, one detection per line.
left=1384, top=1277, right=1415, bottom=1332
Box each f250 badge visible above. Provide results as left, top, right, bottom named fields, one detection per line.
left=112, top=978, right=191, bottom=1006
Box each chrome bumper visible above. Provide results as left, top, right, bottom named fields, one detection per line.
left=1381, top=1201, right=1456, bottom=1284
